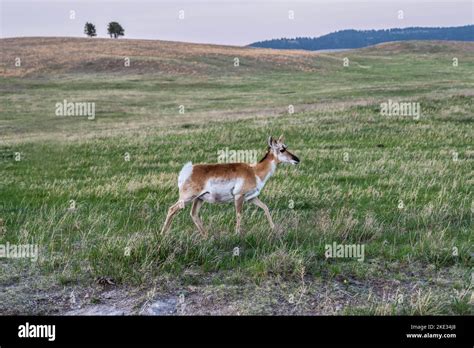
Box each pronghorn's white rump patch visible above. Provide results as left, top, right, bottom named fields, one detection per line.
left=178, top=161, right=193, bottom=189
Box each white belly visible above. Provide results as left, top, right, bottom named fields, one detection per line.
left=199, top=178, right=260, bottom=203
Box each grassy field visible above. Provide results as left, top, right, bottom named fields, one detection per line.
left=0, top=38, right=472, bottom=315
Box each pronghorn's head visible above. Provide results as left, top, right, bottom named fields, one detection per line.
left=267, top=135, right=300, bottom=165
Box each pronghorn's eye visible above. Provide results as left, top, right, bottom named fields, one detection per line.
left=280, top=148, right=285, bottom=153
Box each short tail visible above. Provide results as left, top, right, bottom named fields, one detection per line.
left=178, top=161, right=193, bottom=189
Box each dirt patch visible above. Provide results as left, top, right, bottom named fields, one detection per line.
left=1, top=259, right=469, bottom=315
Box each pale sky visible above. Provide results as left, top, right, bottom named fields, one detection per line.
left=1, top=0, right=472, bottom=45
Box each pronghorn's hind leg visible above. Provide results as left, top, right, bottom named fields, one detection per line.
left=234, top=194, right=245, bottom=234
left=190, top=198, right=207, bottom=237
left=250, top=197, right=275, bottom=230
left=161, top=199, right=187, bottom=235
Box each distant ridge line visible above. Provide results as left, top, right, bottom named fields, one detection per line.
left=249, top=25, right=474, bottom=51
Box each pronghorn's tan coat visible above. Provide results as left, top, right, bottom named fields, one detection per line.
left=161, top=135, right=299, bottom=236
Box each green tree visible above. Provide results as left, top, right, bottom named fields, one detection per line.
left=107, top=22, right=125, bottom=39
left=84, top=22, right=97, bottom=37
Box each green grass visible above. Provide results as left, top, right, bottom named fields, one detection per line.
left=0, top=40, right=473, bottom=314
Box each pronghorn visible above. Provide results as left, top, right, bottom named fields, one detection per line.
left=161, top=135, right=300, bottom=236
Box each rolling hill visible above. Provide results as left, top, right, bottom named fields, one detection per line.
left=1, top=37, right=473, bottom=78
left=0, top=37, right=322, bottom=77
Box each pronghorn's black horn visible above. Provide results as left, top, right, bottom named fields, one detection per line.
left=267, top=136, right=274, bottom=147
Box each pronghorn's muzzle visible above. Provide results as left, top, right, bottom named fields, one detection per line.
left=291, top=154, right=300, bottom=164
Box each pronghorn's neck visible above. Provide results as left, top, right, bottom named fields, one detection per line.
left=255, top=150, right=277, bottom=184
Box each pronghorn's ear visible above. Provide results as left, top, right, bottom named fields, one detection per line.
left=267, top=136, right=274, bottom=148
left=278, top=134, right=285, bottom=143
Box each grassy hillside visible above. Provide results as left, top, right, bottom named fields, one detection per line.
left=0, top=37, right=323, bottom=77
left=0, top=38, right=472, bottom=315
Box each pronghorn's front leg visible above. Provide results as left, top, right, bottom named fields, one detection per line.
left=161, top=200, right=185, bottom=235
left=250, top=197, right=275, bottom=230
left=190, top=198, right=207, bottom=237
left=234, top=194, right=245, bottom=234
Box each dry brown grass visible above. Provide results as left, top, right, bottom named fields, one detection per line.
left=2, top=37, right=472, bottom=77
left=0, top=37, right=323, bottom=77
left=356, top=40, right=474, bottom=55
